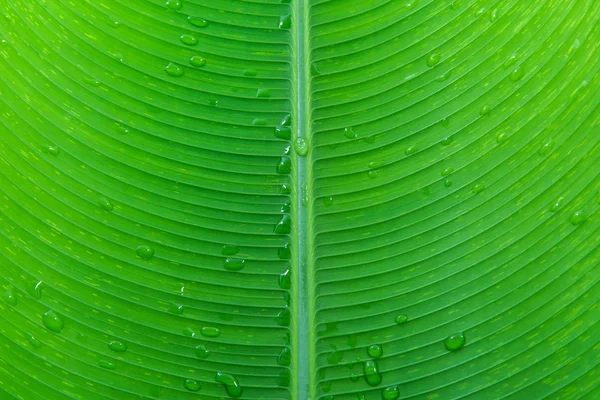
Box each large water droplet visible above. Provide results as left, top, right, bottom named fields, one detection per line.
left=427, top=53, right=440, bottom=67
left=278, top=347, right=291, bottom=366
left=367, top=344, right=383, bottom=359
left=98, top=197, right=113, bottom=211
left=136, top=245, right=154, bottom=260
left=201, top=327, right=221, bottom=337
left=224, top=258, right=245, bottom=271
left=363, top=360, right=382, bottom=386
left=570, top=210, right=587, bottom=226
left=180, top=34, right=197, bottom=46
left=274, top=215, right=291, bottom=234
left=187, top=16, right=207, bottom=27
left=99, top=360, right=116, bottom=370
left=395, top=314, right=408, bottom=324
left=184, top=379, right=201, bottom=392
left=444, top=333, right=465, bottom=351
left=215, top=372, right=242, bottom=397
left=276, top=308, right=290, bottom=326
left=195, top=344, right=209, bottom=358
left=189, top=56, right=205, bottom=67
left=278, top=15, right=291, bottom=29
left=277, top=157, right=291, bottom=174
left=344, top=127, right=357, bottom=139
left=42, top=310, right=64, bottom=333
left=108, top=341, right=127, bottom=353
left=165, top=62, right=184, bottom=77
left=295, top=138, right=308, bottom=156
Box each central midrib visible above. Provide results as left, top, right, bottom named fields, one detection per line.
left=291, top=0, right=314, bottom=398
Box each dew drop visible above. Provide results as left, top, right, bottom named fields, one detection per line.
left=480, top=105, right=491, bottom=116
left=224, top=258, right=245, bottom=271
left=278, top=347, right=291, bottom=366
left=275, top=126, right=291, bottom=140
left=441, top=117, right=450, bottom=128
left=276, top=308, right=291, bottom=326
left=42, top=310, right=64, bottom=333
left=550, top=197, right=564, bottom=212
left=201, top=327, right=221, bottom=337
left=27, top=334, right=42, bottom=349
left=440, top=136, right=453, bottom=146
left=510, top=65, right=524, bottom=81
left=382, top=385, right=400, bottom=400
left=98, top=197, right=113, bottom=211
left=189, top=55, right=205, bottom=67
left=350, top=374, right=359, bottom=382
left=169, top=303, right=184, bottom=314
left=165, top=62, right=184, bottom=77
left=363, top=360, right=382, bottom=386
left=367, top=344, right=383, bottom=359
left=280, top=184, right=291, bottom=195
left=83, top=77, right=101, bottom=87
left=427, top=53, right=440, bottom=67
left=570, top=210, right=587, bottom=226
left=295, top=138, right=308, bottom=156
left=278, top=243, right=291, bottom=259
left=435, top=70, right=451, bottom=82
left=187, top=16, right=207, bottom=27
left=33, top=281, right=43, bottom=299
left=179, top=34, right=197, bottom=46
left=277, top=157, right=291, bottom=174
left=257, top=88, right=271, bottom=98
left=368, top=161, right=384, bottom=169
left=277, top=370, right=290, bottom=387
left=195, top=344, right=209, bottom=358
left=184, top=379, right=201, bottom=392
left=166, top=0, right=182, bottom=10
left=281, top=200, right=291, bottom=213
left=215, top=372, right=242, bottom=397
left=405, top=144, right=419, bottom=155
left=327, top=349, right=343, bottom=365
left=117, top=126, right=129, bottom=134
left=489, top=8, right=498, bottom=22
left=99, top=360, right=116, bottom=370
left=274, top=214, right=291, bottom=234
left=279, top=268, right=291, bottom=289
left=311, top=62, right=321, bottom=76
left=444, top=179, right=453, bottom=187
left=3, top=288, right=17, bottom=305
left=538, top=138, right=554, bottom=156
left=106, top=20, right=120, bottom=29
left=496, top=132, right=508, bottom=143
left=108, top=340, right=127, bottom=353
left=472, top=184, right=485, bottom=194
left=441, top=167, right=454, bottom=177
left=395, top=314, right=408, bottom=324
left=344, top=127, right=357, bottom=139
left=504, top=54, right=518, bottom=69
left=136, top=245, right=154, bottom=260
left=47, top=145, right=60, bottom=156
left=444, top=333, right=465, bottom=351
left=208, top=98, right=218, bottom=106
left=405, top=0, right=418, bottom=9
left=279, top=15, right=291, bottom=29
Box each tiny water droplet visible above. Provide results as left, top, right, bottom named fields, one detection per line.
left=184, top=379, right=201, bottom=392
left=3, top=288, right=17, bottom=305
left=509, top=65, right=524, bottom=81
left=83, top=77, right=101, bottom=87
left=280, top=184, right=291, bottom=195
left=480, top=105, right=491, bottom=116
left=224, top=258, right=245, bottom=271
left=405, top=144, right=418, bottom=155
left=278, top=347, right=291, bottom=366
left=368, top=169, right=380, bottom=179
left=166, top=0, right=182, bottom=10
left=195, top=344, right=209, bottom=358
left=136, top=245, right=154, bottom=260
left=504, top=54, right=518, bottom=69
left=98, top=197, right=113, bottom=211
left=165, top=62, right=184, bottom=77
left=274, top=214, right=291, bottom=234
left=472, top=184, right=485, bottom=194
left=257, top=88, right=271, bottom=98
left=281, top=200, right=291, bottom=213
left=208, top=98, right=218, bottom=106
left=276, top=157, right=291, bottom=174
left=42, top=310, right=64, bottom=333
left=27, top=334, right=42, bottom=349
left=444, top=333, right=465, bottom=351
left=107, top=20, right=120, bottom=29
left=363, top=360, right=382, bottom=386
left=187, top=16, right=207, bottom=27
left=367, top=344, right=383, bottom=359
left=550, top=197, right=564, bottom=212
left=179, top=34, right=197, bottom=46
left=117, top=126, right=129, bottom=134
left=189, top=55, right=205, bottom=67
left=489, top=8, right=498, bottom=22
left=99, top=360, right=116, bottom=370
left=294, top=138, right=308, bottom=156
left=441, top=167, right=454, bottom=176
left=201, top=327, right=221, bottom=337
left=350, top=374, right=359, bottom=382
left=279, top=15, right=291, bottom=29
left=279, top=268, right=291, bottom=289
left=344, top=127, right=357, bottom=139
left=570, top=210, right=587, bottom=226
left=444, top=179, right=453, bottom=187
left=538, top=138, right=554, bottom=156
left=108, top=341, right=127, bottom=352
left=395, top=314, right=408, bottom=324
left=427, top=53, right=440, bottom=67
left=496, top=132, right=508, bottom=143
left=33, top=281, right=43, bottom=299
left=169, top=303, right=184, bottom=314
left=405, top=0, right=418, bottom=9
left=47, top=146, right=60, bottom=156
left=441, top=136, right=453, bottom=146
left=215, top=372, right=242, bottom=397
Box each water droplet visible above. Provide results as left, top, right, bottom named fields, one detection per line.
left=280, top=184, right=291, bottom=195
left=136, top=245, right=154, bottom=260
left=83, top=77, right=101, bottom=87
left=108, top=341, right=127, bottom=352
left=27, top=334, right=42, bottom=349
left=208, top=98, right=218, bottom=106
left=279, top=268, right=291, bottom=289
left=472, top=184, right=485, bottom=194
left=367, top=344, right=383, bottom=359
left=187, top=16, right=207, bottom=27
left=311, top=62, right=321, bottom=76
left=184, top=379, right=201, bottom=392
left=538, top=138, right=554, bottom=156
left=33, top=281, right=43, bottom=299
left=363, top=360, right=382, bottom=386
left=350, top=374, right=359, bottom=382
left=441, top=117, right=450, bottom=128
left=98, top=197, right=113, bottom=211
left=444, top=179, right=453, bottom=187
left=42, top=310, right=64, bottom=333
left=215, top=372, right=242, bottom=397
left=450, top=0, right=461, bottom=9
left=436, top=70, right=451, bottom=82
left=189, top=55, right=205, bottom=67
left=489, top=8, right=498, bottom=22
left=368, top=161, right=385, bottom=169
left=106, top=20, right=120, bottom=29
left=395, top=314, right=408, bottom=324
left=480, top=105, right=491, bottom=116
left=504, top=54, right=518, bottom=69
left=222, top=244, right=239, bottom=256
left=276, top=308, right=290, bottom=326
left=444, top=332, right=465, bottom=351
left=169, top=303, right=184, bottom=314
left=368, top=169, right=380, bottom=179
left=510, top=65, right=524, bottom=81
left=278, top=243, right=291, bottom=259
left=224, top=258, right=245, bottom=271
left=275, top=126, right=291, bottom=140
left=570, top=210, right=587, bottom=226
left=427, top=53, right=440, bottom=67
left=99, top=360, right=116, bottom=370
left=278, top=347, right=291, bottom=366
left=252, top=118, right=267, bottom=126
left=440, top=136, right=453, bottom=146
left=441, top=167, right=454, bottom=176
left=550, top=197, right=564, bottom=212
left=294, top=138, right=308, bottom=156
left=281, top=200, right=291, bottom=213
left=195, top=344, right=209, bottom=358
left=276, top=157, right=291, bottom=174
left=3, top=288, right=17, bottom=305
left=165, top=62, right=184, bottom=77
left=47, top=145, right=60, bottom=156
left=243, top=69, right=257, bottom=77
left=274, top=214, right=291, bottom=234
left=279, top=15, right=291, bottom=29
left=166, top=0, right=182, bottom=10
left=496, top=132, right=508, bottom=143
left=327, top=349, right=343, bottom=365
left=277, top=370, right=290, bottom=387
left=179, top=34, right=197, bottom=46
left=405, top=0, right=418, bottom=9
left=405, top=144, right=418, bottom=155
left=382, top=385, right=400, bottom=400
left=201, top=327, right=221, bottom=337
left=344, top=127, right=357, bottom=139
left=117, top=125, right=129, bottom=134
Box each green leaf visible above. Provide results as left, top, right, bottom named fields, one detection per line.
left=1, top=1, right=600, bottom=399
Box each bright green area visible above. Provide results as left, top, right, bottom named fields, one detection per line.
left=1, top=0, right=600, bottom=399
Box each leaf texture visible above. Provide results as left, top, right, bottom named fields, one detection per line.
left=1, top=0, right=600, bottom=400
